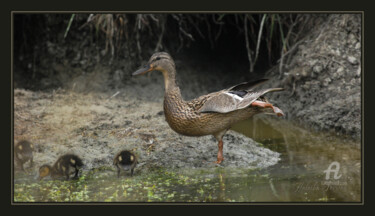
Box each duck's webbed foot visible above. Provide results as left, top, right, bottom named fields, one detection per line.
left=251, top=101, right=284, bottom=117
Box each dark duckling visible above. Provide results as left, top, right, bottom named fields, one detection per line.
left=14, top=140, right=34, bottom=171
left=38, top=154, right=83, bottom=180
left=113, top=150, right=137, bottom=177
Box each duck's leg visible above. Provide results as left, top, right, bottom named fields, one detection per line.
left=29, top=158, right=33, bottom=168
left=62, top=166, right=70, bottom=180
left=213, top=130, right=228, bottom=164
left=116, top=166, right=121, bottom=178
left=215, top=140, right=224, bottom=164
left=73, top=166, right=79, bottom=179
left=65, top=172, right=70, bottom=180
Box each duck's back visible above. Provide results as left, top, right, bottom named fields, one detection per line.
left=53, top=154, right=83, bottom=171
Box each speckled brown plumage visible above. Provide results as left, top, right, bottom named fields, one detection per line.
left=163, top=87, right=260, bottom=137
left=133, top=52, right=284, bottom=164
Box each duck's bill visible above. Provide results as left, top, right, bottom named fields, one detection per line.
left=132, top=64, right=153, bottom=76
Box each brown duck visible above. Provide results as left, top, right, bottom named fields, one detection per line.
left=132, top=52, right=284, bottom=164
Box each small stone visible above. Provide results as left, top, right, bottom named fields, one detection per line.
left=356, top=65, right=361, bottom=77
left=348, top=34, right=357, bottom=45
left=337, top=67, right=344, bottom=73
left=347, top=56, right=358, bottom=65
left=323, top=77, right=331, bottom=86
left=309, top=59, right=318, bottom=66
left=313, top=65, right=323, bottom=73
left=350, top=78, right=357, bottom=85
left=355, top=42, right=361, bottom=49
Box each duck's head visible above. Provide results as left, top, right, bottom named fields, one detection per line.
left=132, top=52, right=175, bottom=76
left=38, top=164, right=52, bottom=180
left=118, top=151, right=136, bottom=163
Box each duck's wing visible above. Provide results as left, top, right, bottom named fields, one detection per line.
left=197, top=88, right=283, bottom=114
left=227, top=79, right=269, bottom=91
left=236, top=88, right=283, bottom=109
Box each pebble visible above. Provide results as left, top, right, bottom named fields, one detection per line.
left=347, top=56, right=358, bottom=65
left=355, top=42, right=361, bottom=49
left=323, top=77, right=331, bottom=86
left=313, top=65, right=323, bottom=73
left=337, top=67, right=344, bottom=73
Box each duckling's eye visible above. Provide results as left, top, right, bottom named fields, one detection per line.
left=155, top=57, right=161, bottom=61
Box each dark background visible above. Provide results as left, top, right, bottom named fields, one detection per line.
left=12, top=13, right=315, bottom=90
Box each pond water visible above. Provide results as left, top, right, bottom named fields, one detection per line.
left=13, top=116, right=361, bottom=203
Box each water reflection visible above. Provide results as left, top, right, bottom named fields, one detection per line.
left=230, top=115, right=361, bottom=202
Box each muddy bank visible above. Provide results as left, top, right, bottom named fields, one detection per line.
left=263, top=14, right=361, bottom=139
left=14, top=75, right=280, bottom=174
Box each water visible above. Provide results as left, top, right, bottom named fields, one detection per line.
left=13, top=116, right=361, bottom=203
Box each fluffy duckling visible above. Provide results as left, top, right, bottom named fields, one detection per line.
left=113, top=150, right=137, bottom=177
left=14, top=140, right=34, bottom=171
left=39, top=154, right=83, bottom=180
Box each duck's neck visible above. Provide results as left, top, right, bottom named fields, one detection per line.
left=161, top=66, right=182, bottom=99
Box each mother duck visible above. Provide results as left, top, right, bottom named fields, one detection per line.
left=132, top=52, right=284, bottom=164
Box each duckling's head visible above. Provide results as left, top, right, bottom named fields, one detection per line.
left=38, top=165, right=52, bottom=180
left=16, top=140, right=34, bottom=153
left=114, top=150, right=137, bottom=166
left=132, top=52, right=175, bottom=76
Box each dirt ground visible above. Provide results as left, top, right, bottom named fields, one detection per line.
left=13, top=68, right=281, bottom=174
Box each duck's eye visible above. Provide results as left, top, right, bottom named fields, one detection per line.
left=156, top=57, right=161, bottom=61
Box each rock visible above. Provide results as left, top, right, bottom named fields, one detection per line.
left=313, top=64, right=323, bottom=73
left=337, top=66, right=344, bottom=73
left=264, top=14, right=361, bottom=138
left=355, top=42, right=361, bottom=49
left=323, top=77, right=331, bottom=86
left=347, top=56, right=358, bottom=65
left=148, top=131, right=280, bottom=169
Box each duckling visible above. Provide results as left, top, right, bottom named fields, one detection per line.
left=38, top=154, right=83, bottom=180
left=14, top=140, right=34, bottom=171
left=113, top=150, right=137, bottom=177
